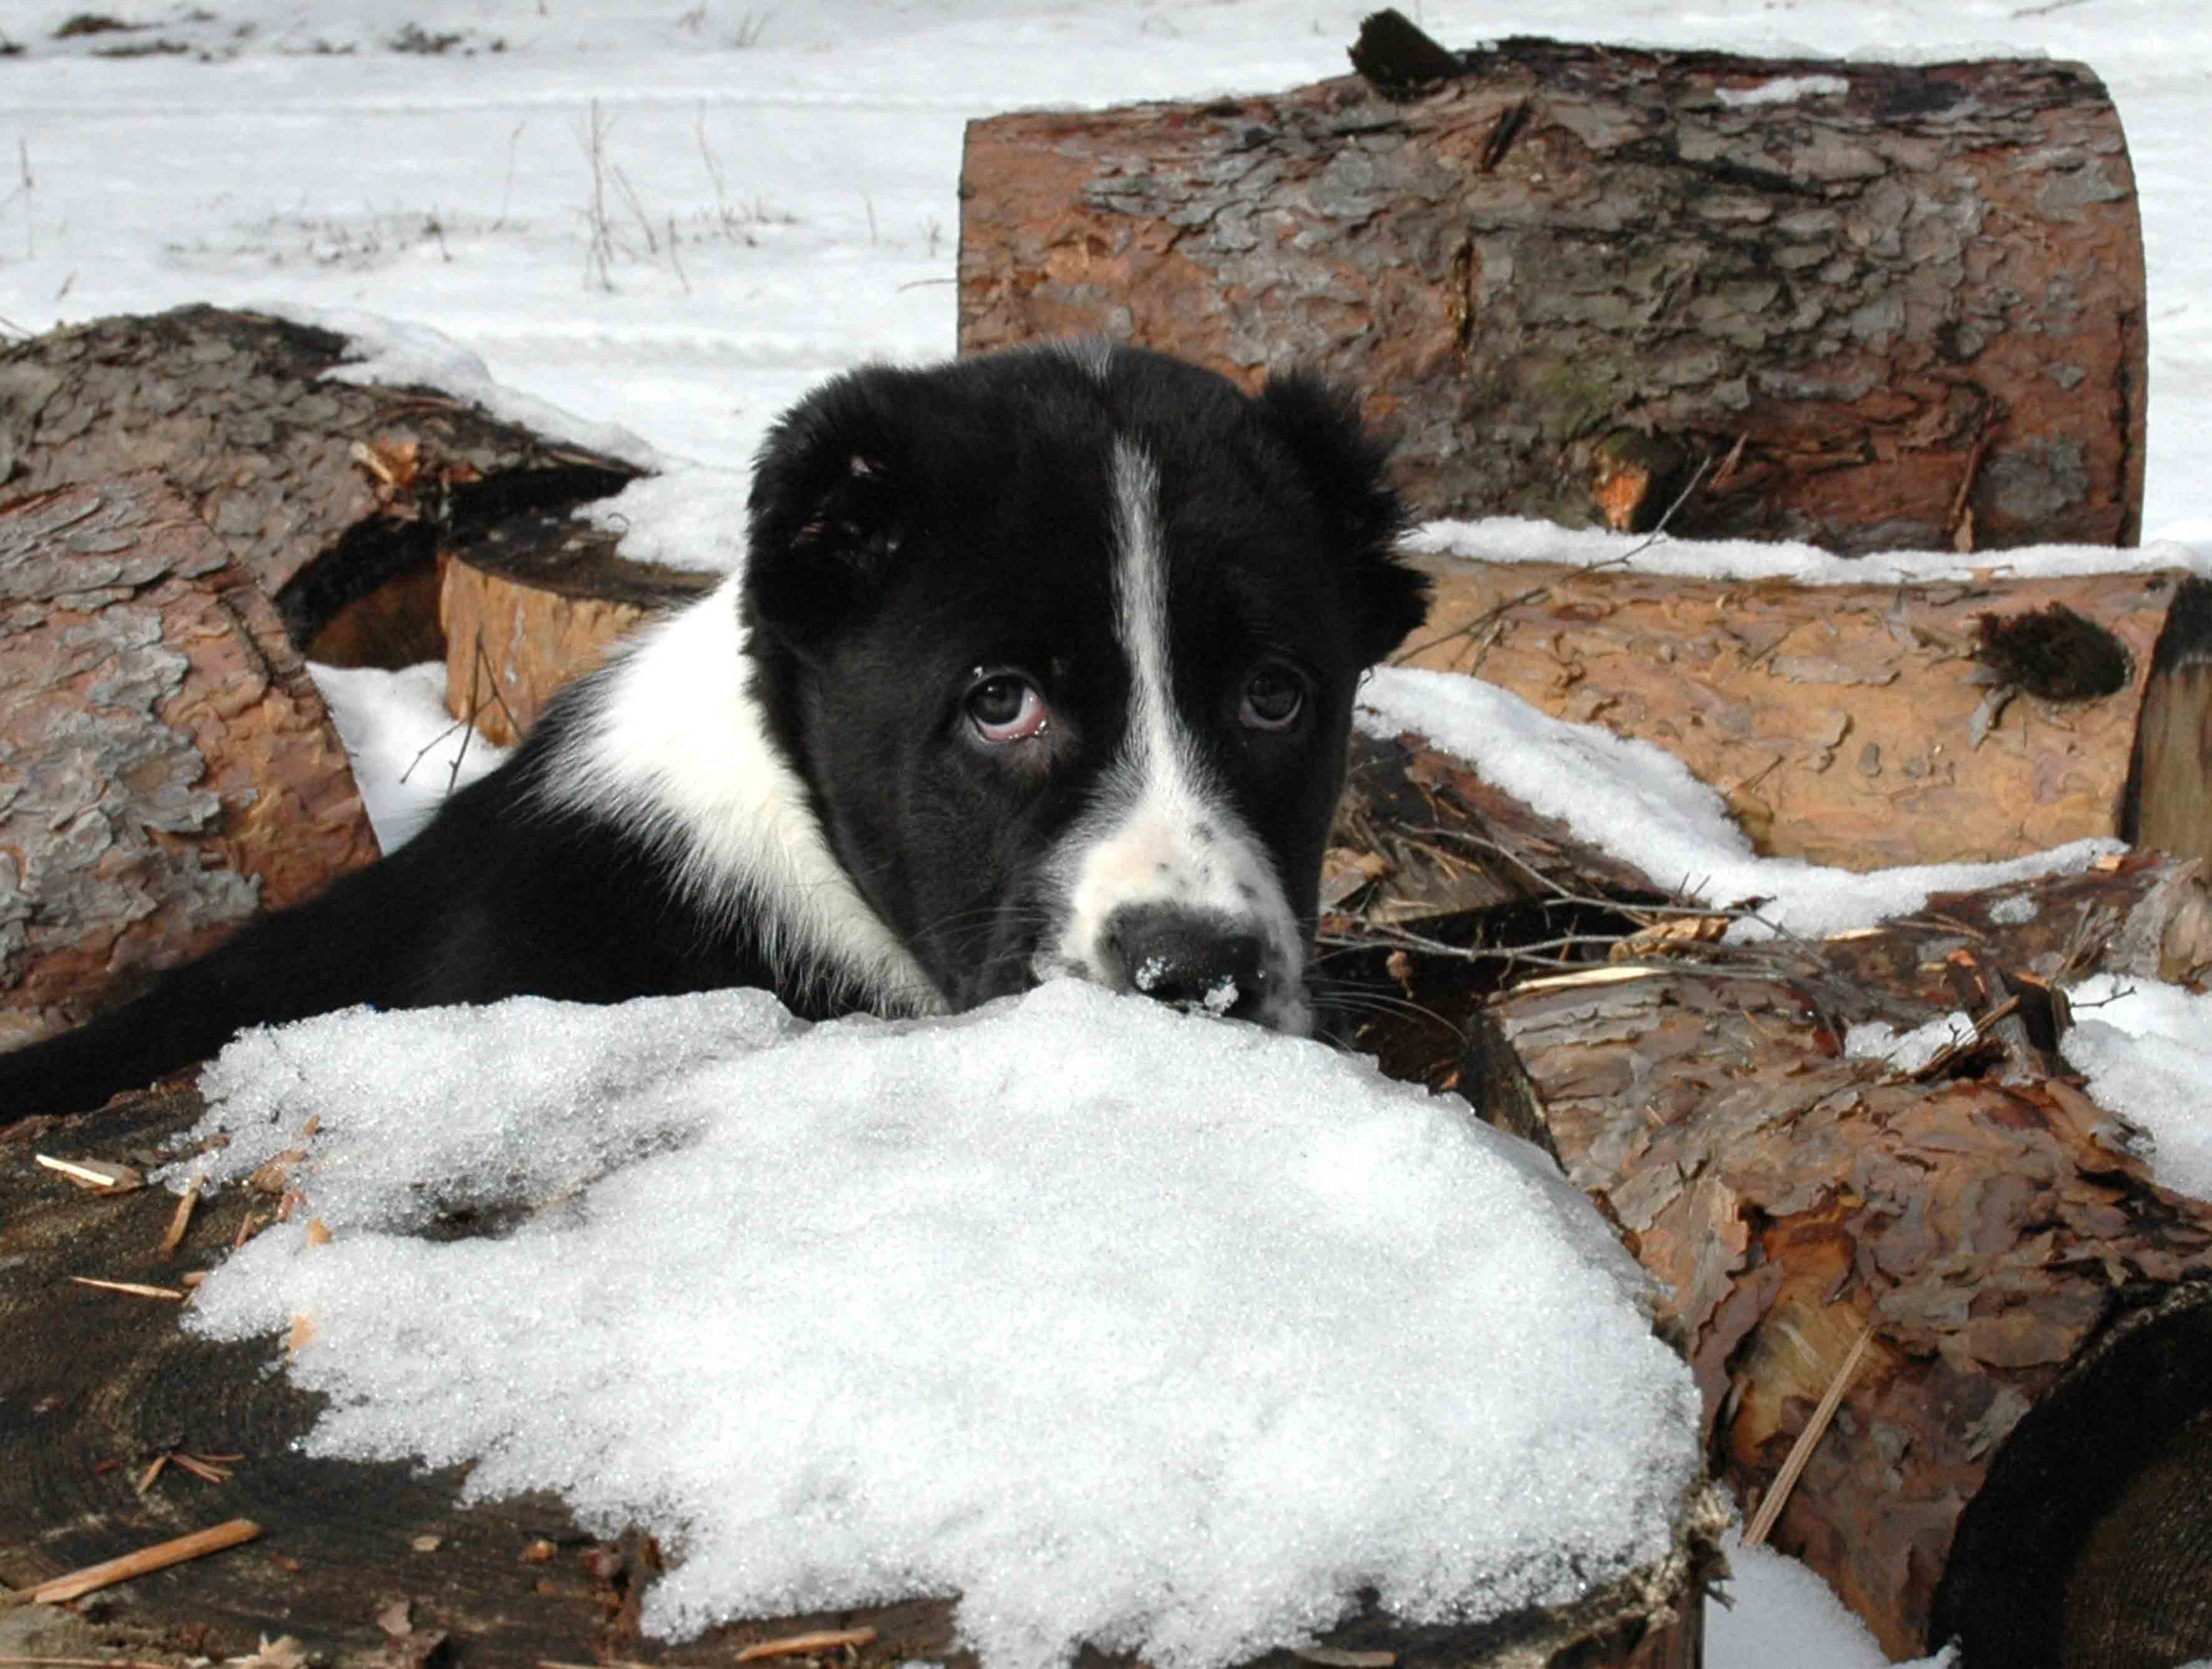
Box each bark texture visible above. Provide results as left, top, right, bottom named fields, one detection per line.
left=0, top=306, right=642, bottom=656
left=1397, top=553, right=2200, bottom=869
left=960, top=37, right=2145, bottom=553
left=1330, top=725, right=2212, bottom=1662
left=0, top=476, right=378, bottom=1048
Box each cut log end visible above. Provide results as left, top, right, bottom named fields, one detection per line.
left=438, top=514, right=715, bottom=745
left=1932, top=1284, right=2212, bottom=1667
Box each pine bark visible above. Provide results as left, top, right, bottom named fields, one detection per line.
left=0, top=475, right=379, bottom=1048
left=0, top=305, right=642, bottom=659
left=959, top=35, right=2145, bottom=554
left=1396, top=553, right=2209, bottom=870
left=1332, top=725, right=2212, bottom=1663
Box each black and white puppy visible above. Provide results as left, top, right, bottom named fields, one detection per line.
left=0, top=342, right=1428, bottom=1113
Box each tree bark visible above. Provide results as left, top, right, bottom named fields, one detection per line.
left=0, top=476, right=378, bottom=1048
left=959, top=34, right=2145, bottom=554
left=1395, top=553, right=2209, bottom=870
left=0, top=305, right=643, bottom=660
left=1331, top=725, right=2212, bottom=1663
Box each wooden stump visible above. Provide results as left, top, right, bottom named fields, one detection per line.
left=439, top=513, right=714, bottom=745
left=0, top=306, right=644, bottom=662
left=0, top=476, right=378, bottom=1049
left=1395, top=553, right=2211, bottom=870
left=959, top=29, right=2145, bottom=554
left=1330, top=726, right=2212, bottom=1664
left=0, top=1081, right=1719, bottom=1669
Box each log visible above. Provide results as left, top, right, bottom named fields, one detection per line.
left=438, top=511, right=714, bottom=746
left=958, top=27, right=2146, bottom=554
left=1331, top=727, right=2212, bottom=1662
left=0, top=305, right=644, bottom=661
left=0, top=476, right=378, bottom=1049
left=0, top=1080, right=1719, bottom=1669
left=1394, top=550, right=2212, bottom=870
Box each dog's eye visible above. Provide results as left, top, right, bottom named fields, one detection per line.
left=966, top=672, right=1048, bottom=744
left=1240, top=664, right=1306, bottom=732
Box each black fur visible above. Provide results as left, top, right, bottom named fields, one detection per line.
left=0, top=343, right=1428, bottom=1114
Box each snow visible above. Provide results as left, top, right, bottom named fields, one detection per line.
left=1709, top=1530, right=1962, bottom=1669
left=10, top=1, right=2212, bottom=1664
left=1408, top=518, right=2212, bottom=586
left=1354, top=666, right=2122, bottom=938
left=1843, top=1012, right=1975, bottom=1075
left=174, top=979, right=1701, bottom=1667
left=1714, top=74, right=1851, bottom=109
left=307, top=659, right=511, bottom=850
left=2060, top=973, right=2212, bottom=1201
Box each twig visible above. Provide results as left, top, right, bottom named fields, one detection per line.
left=35, top=1155, right=143, bottom=1193
left=734, top=1628, right=878, bottom=1662
left=1743, top=1321, right=1877, bottom=1547
left=19, top=1519, right=262, bottom=1606
left=158, top=1176, right=200, bottom=1258
left=69, top=1277, right=185, bottom=1301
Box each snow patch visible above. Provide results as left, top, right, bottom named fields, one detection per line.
left=307, top=661, right=511, bottom=853
left=1843, top=1012, right=1974, bottom=1075
left=1407, top=518, right=2212, bottom=586
left=1354, top=668, right=2120, bottom=940
left=2060, top=974, right=2212, bottom=1201
left=259, top=300, right=664, bottom=471
left=174, top=980, right=1701, bottom=1669
left=1715, top=74, right=1850, bottom=107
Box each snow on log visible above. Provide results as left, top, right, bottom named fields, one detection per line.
left=1330, top=721, right=2212, bottom=1662
left=0, top=305, right=643, bottom=662
left=0, top=1007, right=1722, bottom=1669
left=0, top=475, right=378, bottom=1048
left=1396, top=549, right=2212, bottom=871
left=958, top=24, right=2145, bottom=553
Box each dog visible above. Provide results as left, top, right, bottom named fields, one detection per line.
left=0, top=341, right=1428, bottom=1113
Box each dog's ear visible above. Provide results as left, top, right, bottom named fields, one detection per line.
left=1256, top=371, right=1431, bottom=666
left=744, top=370, right=913, bottom=653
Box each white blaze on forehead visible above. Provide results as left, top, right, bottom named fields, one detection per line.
left=1040, top=440, right=1310, bottom=1032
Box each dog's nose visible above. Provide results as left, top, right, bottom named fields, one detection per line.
left=1101, top=903, right=1267, bottom=1021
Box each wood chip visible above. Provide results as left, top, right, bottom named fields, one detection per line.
left=35, top=1154, right=144, bottom=1193
left=159, top=1176, right=201, bottom=1258
left=1293, top=1650, right=1399, bottom=1669
left=69, top=1276, right=186, bottom=1302
left=26, top=1518, right=263, bottom=1605
left=734, top=1628, right=878, bottom=1662
left=304, top=1218, right=333, bottom=1248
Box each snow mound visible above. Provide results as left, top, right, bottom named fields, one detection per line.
left=174, top=980, right=1701, bottom=1669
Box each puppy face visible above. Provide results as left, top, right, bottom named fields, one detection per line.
left=742, top=343, right=1427, bottom=1032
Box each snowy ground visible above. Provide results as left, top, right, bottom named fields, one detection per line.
left=8, top=2, right=2212, bottom=1665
